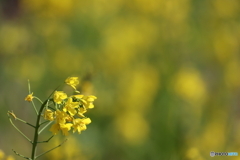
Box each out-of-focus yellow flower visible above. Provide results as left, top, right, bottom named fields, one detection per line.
left=115, top=112, right=149, bottom=145
left=25, top=92, right=34, bottom=102
left=0, top=149, right=5, bottom=159
left=174, top=67, right=206, bottom=103
left=65, top=77, right=79, bottom=90
left=72, top=118, right=91, bottom=134
left=53, top=91, right=67, bottom=104
left=6, top=155, right=15, bottom=160
left=44, top=109, right=54, bottom=121
left=63, top=98, right=79, bottom=116
left=81, top=95, right=97, bottom=109
left=186, top=147, right=204, bottom=160
left=0, top=150, right=15, bottom=160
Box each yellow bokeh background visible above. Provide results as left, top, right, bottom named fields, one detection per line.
left=0, top=0, right=240, bottom=159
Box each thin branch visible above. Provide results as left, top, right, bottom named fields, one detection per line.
left=31, top=100, right=38, bottom=115
left=12, top=149, right=31, bottom=160
left=27, top=79, right=31, bottom=94
left=47, top=106, right=56, bottom=111
left=8, top=114, right=33, bottom=144
left=8, top=111, right=35, bottom=128
left=33, top=96, right=43, bottom=104
left=38, top=121, right=54, bottom=135
left=37, top=135, right=54, bottom=143
left=39, top=120, right=49, bottom=126
left=35, top=139, right=67, bottom=159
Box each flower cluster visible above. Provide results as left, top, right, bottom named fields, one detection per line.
left=43, top=77, right=97, bottom=136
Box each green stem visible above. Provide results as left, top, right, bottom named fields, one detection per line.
left=39, top=120, right=49, bottom=126
left=37, top=135, right=54, bottom=143
left=12, top=149, right=31, bottom=160
left=33, top=96, right=43, bottom=104
left=38, top=121, right=53, bottom=135
left=35, top=139, right=67, bottom=160
left=31, top=99, right=49, bottom=160
left=8, top=115, right=33, bottom=144
left=31, top=100, right=38, bottom=115
left=31, top=86, right=59, bottom=160
left=15, top=117, right=36, bottom=128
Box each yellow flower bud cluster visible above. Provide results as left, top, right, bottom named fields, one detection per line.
left=43, top=77, right=97, bottom=136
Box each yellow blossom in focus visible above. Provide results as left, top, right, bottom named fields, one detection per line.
left=77, top=107, right=87, bottom=117
left=72, top=118, right=91, bottom=134
left=55, top=110, right=69, bottom=124
left=53, top=91, right=67, bottom=104
left=81, top=95, right=97, bottom=109
left=60, top=123, right=73, bottom=136
left=50, top=122, right=73, bottom=136
left=66, top=115, right=74, bottom=122
left=63, top=98, right=79, bottom=116
left=72, top=94, right=84, bottom=99
left=44, top=109, right=54, bottom=121
left=65, top=77, right=79, bottom=90
left=50, top=123, right=59, bottom=135
left=25, top=92, right=34, bottom=102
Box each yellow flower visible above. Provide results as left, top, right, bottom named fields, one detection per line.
left=72, top=118, right=91, bottom=134
left=81, top=95, right=97, bottom=109
left=63, top=98, right=79, bottom=116
left=50, top=122, right=73, bottom=136
left=55, top=110, right=69, bottom=124
left=53, top=91, right=67, bottom=104
left=60, top=123, right=73, bottom=136
left=72, top=94, right=84, bottom=99
left=25, top=92, right=34, bottom=102
left=65, top=77, right=79, bottom=90
left=0, top=149, right=5, bottom=159
left=50, top=123, right=59, bottom=135
left=44, top=109, right=54, bottom=121
left=77, top=107, right=87, bottom=117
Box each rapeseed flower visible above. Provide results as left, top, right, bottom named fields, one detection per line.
left=72, top=118, right=91, bottom=134
left=63, top=98, right=79, bottom=116
left=53, top=91, right=67, bottom=104
left=25, top=93, right=34, bottom=102
left=43, top=109, right=54, bottom=121
left=81, top=95, right=97, bottom=109
left=65, top=77, right=79, bottom=90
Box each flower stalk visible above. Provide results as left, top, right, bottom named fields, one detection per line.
left=8, top=77, right=97, bottom=160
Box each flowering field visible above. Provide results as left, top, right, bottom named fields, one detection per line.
left=0, top=0, right=240, bottom=160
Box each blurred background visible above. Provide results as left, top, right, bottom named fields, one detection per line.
left=0, top=0, right=240, bottom=159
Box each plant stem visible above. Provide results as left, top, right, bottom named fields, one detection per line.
left=8, top=116, right=33, bottom=144
left=31, top=86, right=59, bottom=160
left=31, top=99, right=48, bottom=160
left=38, top=121, right=53, bottom=135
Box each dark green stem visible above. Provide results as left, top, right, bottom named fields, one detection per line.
left=31, top=99, right=48, bottom=160
left=31, top=86, right=59, bottom=160
left=35, top=139, right=67, bottom=159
